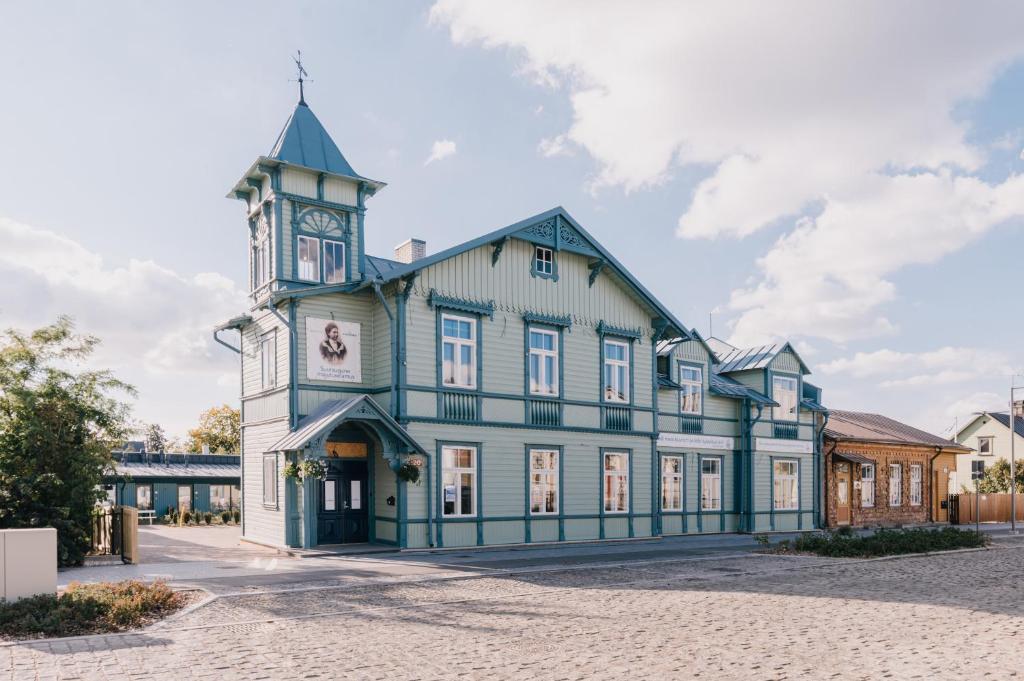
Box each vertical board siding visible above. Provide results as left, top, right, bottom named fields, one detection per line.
left=323, top=177, right=358, bottom=206
left=241, top=310, right=290, bottom=400
left=241, top=420, right=290, bottom=547
left=771, top=350, right=802, bottom=374
left=295, top=291, right=377, bottom=392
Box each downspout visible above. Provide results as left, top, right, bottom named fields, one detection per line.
left=815, top=411, right=830, bottom=529
left=744, top=402, right=766, bottom=532
left=929, top=445, right=944, bottom=524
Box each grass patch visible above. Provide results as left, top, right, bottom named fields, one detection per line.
left=768, top=527, right=990, bottom=558
left=0, top=580, right=186, bottom=641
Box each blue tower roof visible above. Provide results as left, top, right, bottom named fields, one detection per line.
left=269, top=101, right=359, bottom=177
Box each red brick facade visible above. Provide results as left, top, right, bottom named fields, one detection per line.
left=825, top=441, right=937, bottom=528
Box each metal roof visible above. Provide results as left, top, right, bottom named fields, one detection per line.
left=833, top=450, right=875, bottom=465
left=107, top=453, right=239, bottom=480
left=825, top=409, right=969, bottom=450
left=366, top=255, right=404, bottom=279
left=269, top=102, right=360, bottom=177
left=800, top=397, right=828, bottom=413
left=714, top=342, right=813, bottom=374
left=357, top=207, right=693, bottom=341
left=269, top=395, right=427, bottom=455
left=708, top=373, right=777, bottom=406
left=989, top=412, right=1024, bottom=440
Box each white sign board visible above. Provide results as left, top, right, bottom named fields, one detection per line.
left=755, top=437, right=814, bottom=454
left=657, top=432, right=735, bottom=451
left=306, top=317, right=362, bottom=383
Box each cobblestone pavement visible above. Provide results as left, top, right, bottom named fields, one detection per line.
left=6, top=547, right=1024, bottom=680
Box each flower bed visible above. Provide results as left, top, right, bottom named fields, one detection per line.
left=763, top=527, right=990, bottom=558
left=0, top=580, right=187, bottom=640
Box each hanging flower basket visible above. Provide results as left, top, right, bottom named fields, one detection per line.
left=281, top=462, right=302, bottom=481
left=300, top=459, right=328, bottom=480
left=396, top=462, right=421, bottom=484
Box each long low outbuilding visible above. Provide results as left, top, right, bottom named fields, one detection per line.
left=103, top=452, right=240, bottom=516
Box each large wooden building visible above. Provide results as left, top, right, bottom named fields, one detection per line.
left=823, top=410, right=967, bottom=527
left=215, top=93, right=827, bottom=550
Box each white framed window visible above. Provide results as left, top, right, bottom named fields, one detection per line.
left=978, top=436, right=994, bottom=455
left=297, top=235, right=320, bottom=281
left=773, top=459, right=799, bottom=510
left=259, top=331, right=276, bottom=390
left=889, top=463, right=902, bottom=507
left=136, top=484, right=153, bottom=511
left=661, top=456, right=683, bottom=511
left=441, top=314, right=476, bottom=389
left=700, top=457, right=722, bottom=511
left=442, top=446, right=476, bottom=517
left=528, top=328, right=559, bottom=396
left=263, top=454, right=277, bottom=507
left=910, top=464, right=922, bottom=506
left=603, top=452, right=629, bottom=513
left=529, top=449, right=559, bottom=515
left=772, top=375, right=798, bottom=422
left=209, top=485, right=234, bottom=512
left=254, top=239, right=270, bottom=288
left=603, top=340, right=630, bottom=403
left=861, top=463, right=875, bottom=508
left=323, top=239, right=346, bottom=284
left=679, top=364, right=702, bottom=415
left=535, top=246, right=554, bottom=276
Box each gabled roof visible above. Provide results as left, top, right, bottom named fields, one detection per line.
left=366, top=255, right=404, bottom=279
left=270, top=101, right=359, bottom=177
left=714, top=341, right=810, bottom=374
left=706, top=336, right=738, bottom=357
left=982, top=412, right=1024, bottom=439
left=656, top=329, right=719, bottom=363
left=360, top=207, right=693, bottom=339
left=270, top=395, right=426, bottom=455
left=825, top=409, right=969, bottom=450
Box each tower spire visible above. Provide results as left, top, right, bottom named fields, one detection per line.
left=292, top=50, right=309, bottom=106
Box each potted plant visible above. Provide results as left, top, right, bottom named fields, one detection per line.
left=281, top=461, right=302, bottom=481
left=300, top=459, right=327, bottom=480
left=396, top=460, right=422, bottom=485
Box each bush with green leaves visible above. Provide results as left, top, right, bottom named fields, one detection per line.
left=0, top=580, right=184, bottom=640
left=0, top=318, right=133, bottom=566
left=203, top=512, right=212, bottom=524
left=220, top=511, right=231, bottom=524
left=232, top=510, right=240, bottom=523
left=791, top=527, right=988, bottom=558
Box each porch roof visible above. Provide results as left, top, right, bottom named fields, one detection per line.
left=833, top=450, right=875, bottom=465
left=269, top=395, right=427, bottom=456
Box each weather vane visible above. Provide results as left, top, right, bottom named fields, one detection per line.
left=292, top=50, right=310, bottom=104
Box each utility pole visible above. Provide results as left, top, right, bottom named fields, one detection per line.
left=1011, top=377, right=1021, bottom=534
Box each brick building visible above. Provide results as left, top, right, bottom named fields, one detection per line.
left=823, top=410, right=969, bottom=528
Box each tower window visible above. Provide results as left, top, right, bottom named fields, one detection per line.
left=323, top=240, right=346, bottom=284
left=298, top=235, right=320, bottom=282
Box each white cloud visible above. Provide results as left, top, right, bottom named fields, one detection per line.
left=0, top=217, right=247, bottom=436
left=430, top=1, right=1024, bottom=343
left=424, top=139, right=457, bottom=165
left=538, top=134, right=572, bottom=158
left=818, top=346, right=1015, bottom=388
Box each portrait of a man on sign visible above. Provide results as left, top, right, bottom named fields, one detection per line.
left=306, top=317, right=361, bottom=382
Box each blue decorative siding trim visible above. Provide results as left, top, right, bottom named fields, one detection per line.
left=405, top=415, right=656, bottom=438
left=522, top=311, right=572, bottom=329
left=427, top=289, right=495, bottom=319
left=407, top=384, right=655, bottom=413
left=596, top=321, right=643, bottom=340
left=490, top=236, right=508, bottom=266
left=356, top=183, right=367, bottom=281
left=246, top=178, right=263, bottom=202
left=588, top=259, right=606, bottom=288
left=316, top=173, right=325, bottom=201
left=276, top=190, right=360, bottom=215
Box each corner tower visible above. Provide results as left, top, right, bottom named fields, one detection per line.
left=228, top=95, right=385, bottom=305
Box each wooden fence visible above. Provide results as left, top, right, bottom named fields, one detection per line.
left=89, top=506, right=139, bottom=564
left=952, top=493, right=1024, bottom=525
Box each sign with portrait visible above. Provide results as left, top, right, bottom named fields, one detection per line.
left=306, top=317, right=362, bottom=383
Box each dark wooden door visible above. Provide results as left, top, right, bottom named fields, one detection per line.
left=317, top=459, right=368, bottom=544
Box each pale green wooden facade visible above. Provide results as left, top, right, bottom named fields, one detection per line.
left=219, top=98, right=825, bottom=550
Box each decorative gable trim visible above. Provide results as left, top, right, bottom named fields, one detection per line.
left=428, top=289, right=495, bottom=319
left=523, top=311, right=573, bottom=329
left=597, top=321, right=643, bottom=340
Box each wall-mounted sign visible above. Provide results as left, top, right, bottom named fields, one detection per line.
left=306, top=317, right=362, bottom=383
left=755, top=437, right=814, bottom=454
left=657, top=432, right=735, bottom=451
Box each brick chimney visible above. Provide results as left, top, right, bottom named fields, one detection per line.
left=394, top=239, right=426, bottom=264
left=1014, top=400, right=1024, bottom=418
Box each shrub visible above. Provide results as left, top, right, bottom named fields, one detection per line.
left=791, top=527, right=988, bottom=558
left=181, top=510, right=192, bottom=525
left=220, top=511, right=231, bottom=524
left=0, top=580, right=184, bottom=640
left=232, top=510, right=240, bottom=523
left=203, top=512, right=212, bottom=525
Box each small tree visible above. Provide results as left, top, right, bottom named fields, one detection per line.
left=186, top=405, right=240, bottom=454
left=978, top=458, right=1024, bottom=494
left=144, top=423, right=167, bottom=454
left=0, top=318, right=134, bottom=566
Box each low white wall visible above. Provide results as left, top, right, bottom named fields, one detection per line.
left=1, top=528, right=57, bottom=601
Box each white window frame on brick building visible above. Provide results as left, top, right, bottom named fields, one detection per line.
left=861, top=463, right=875, bottom=508
left=910, top=464, right=922, bottom=506
left=889, top=463, right=902, bottom=507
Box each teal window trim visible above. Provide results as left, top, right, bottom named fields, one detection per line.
left=677, top=359, right=705, bottom=418
left=599, top=334, right=634, bottom=406
left=599, top=449, right=633, bottom=539
left=435, top=309, right=483, bottom=398
left=525, top=324, right=563, bottom=399
left=530, top=244, right=559, bottom=281
left=291, top=207, right=352, bottom=285
left=770, top=456, right=801, bottom=531
left=428, top=289, right=495, bottom=319
left=295, top=234, right=321, bottom=283
left=435, top=440, right=484, bottom=548
left=768, top=369, right=802, bottom=423
left=262, top=453, right=278, bottom=510
left=523, top=445, right=565, bottom=543
left=698, top=454, right=724, bottom=523
left=659, top=452, right=685, bottom=512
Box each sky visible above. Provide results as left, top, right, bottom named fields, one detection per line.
left=1, top=1, right=1022, bottom=439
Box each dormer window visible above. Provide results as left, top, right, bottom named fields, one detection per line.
left=534, top=246, right=554, bottom=277
left=772, top=375, right=799, bottom=422
left=298, top=235, right=320, bottom=282
left=679, top=364, right=702, bottom=414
